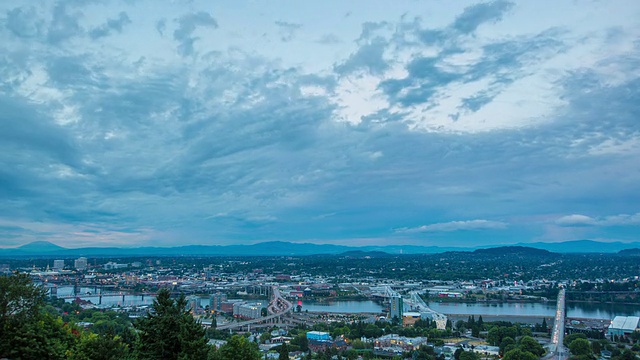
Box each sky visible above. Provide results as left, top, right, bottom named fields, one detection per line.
left=1, top=0, right=640, bottom=249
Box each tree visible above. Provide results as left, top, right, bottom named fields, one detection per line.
left=569, top=338, right=594, bottom=359
left=459, top=350, right=479, bottom=360
left=214, top=335, right=261, bottom=360
left=69, top=331, right=129, bottom=360
left=503, top=348, right=538, bottom=360
left=541, top=318, right=548, bottom=332
left=564, top=333, right=587, bottom=347
left=500, top=337, right=516, bottom=356
left=135, top=288, right=209, bottom=360
left=488, top=327, right=501, bottom=346
left=518, top=336, right=544, bottom=357
left=0, top=273, right=76, bottom=359
left=454, top=348, right=463, bottom=360
left=0, top=273, right=47, bottom=326
left=3, top=312, right=77, bottom=360
left=278, top=342, right=289, bottom=360
left=290, top=333, right=309, bottom=352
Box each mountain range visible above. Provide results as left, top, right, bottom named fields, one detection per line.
left=0, top=239, right=638, bottom=257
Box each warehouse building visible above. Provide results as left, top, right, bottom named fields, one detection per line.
left=607, top=316, right=640, bottom=337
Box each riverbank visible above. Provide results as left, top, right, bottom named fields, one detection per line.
left=445, top=314, right=555, bottom=325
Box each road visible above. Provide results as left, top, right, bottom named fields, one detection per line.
left=216, top=286, right=292, bottom=330
left=548, top=288, right=566, bottom=360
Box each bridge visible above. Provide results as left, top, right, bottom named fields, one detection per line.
left=54, top=291, right=158, bottom=300
left=373, top=286, right=447, bottom=330
left=407, top=290, right=447, bottom=330
left=548, top=288, right=567, bottom=360
left=216, top=286, right=293, bottom=331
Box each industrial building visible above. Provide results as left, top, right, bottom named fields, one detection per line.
left=306, top=331, right=332, bottom=341
left=607, top=316, right=640, bottom=337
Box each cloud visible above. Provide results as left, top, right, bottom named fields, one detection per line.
left=334, top=36, right=389, bottom=75
left=89, top=11, right=131, bottom=39
left=275, top=20, right=302, bottom=42
left=5, top=6, right=44, bottom=38
left=397, top=220, right=508, bottom=233
left=452, top=1, right=514, bottom=34
left=556, top=213, right=640, bottom=227
left=46, top=3, right=83, bottom=43
left=0, top=1, right=639, bottom=247
left=173, top=11, right=218, bottom=56
left=317, top=33, right=341, bottom=44
left=555, top=214, right=596, bottom=226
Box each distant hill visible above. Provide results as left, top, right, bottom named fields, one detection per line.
left=474, top=246, right=554, bottom=256
left=618, top=248, right=640, bottom=255
left=339, top=250, right=390, bottom=258
left=18, top=241, right=65, bottom=252
left=520, top=240, right=640, bottom=253
left=1, top=239, right=639, bottom=257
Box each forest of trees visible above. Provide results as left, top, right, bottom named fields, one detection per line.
left=0, top=273, right=262, bottom=360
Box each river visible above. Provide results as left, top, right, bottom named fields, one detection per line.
left=57, top=286, right=640, bottom=320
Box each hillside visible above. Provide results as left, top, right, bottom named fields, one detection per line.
left=474, top=246, right=554, bottom=256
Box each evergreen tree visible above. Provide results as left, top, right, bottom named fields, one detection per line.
left=278, top=342, right=289, bottom=360
left=135, top=288, right=209, bottom=360
left=69, top=331, right=130, bottom=360
left=1, top=273, right=76, bottom=359
left=213, top=335, right=261, bottom=360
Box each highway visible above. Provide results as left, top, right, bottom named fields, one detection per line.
left=408, top=291, right=447, bottom=330
left=549, top=288, right=566, bottom=360
left=216, top=286, right=292, bottom=330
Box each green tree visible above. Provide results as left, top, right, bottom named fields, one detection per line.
left=564, top=333, right=587, bottom=347
left=487, top=327, right=501, bottom=346
left=500, top=337, right=516, bottom=356
left=0, top=273, right=47, bottom=326
left=278, top=342, right=289, bottom=360
left=503, top=348, right=538, bottom=360
left=459, top=350, right=479, bottom=360
left=213, top=335, right=261, bottom=360
left=1, top=273, right=76, bottom=359
left=260, top=331, right=272, bottom=344
left=569, top=338, right=594, bottom=359
left=134, top=288, right=209, bottom=360
left=518, top=336, right=544, bottom=357
left=290, top=333, right=309, bottom=352
left=69, top=331, right=129, bottom=360
left=5, top=312, right=77, bottom=360
left=541, top=318, right=548, bottom=332
left=612, top=349, right=636, bottom=360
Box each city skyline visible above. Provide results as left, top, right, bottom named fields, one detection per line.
left=1, top=1, right=639, bottom=248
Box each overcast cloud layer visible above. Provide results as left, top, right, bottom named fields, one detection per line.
left=1, top=0, right=639, bottom=248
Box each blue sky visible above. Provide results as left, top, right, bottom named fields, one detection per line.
left=1, top=0, right=639, bottom=248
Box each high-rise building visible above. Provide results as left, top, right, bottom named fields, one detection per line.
left=74, top=257, right=87, bottom=271
left=188, top=296, right=200, bottom=314
left=210, top=292, right=227, bottom=311
left=53, top=260, right=65, bottom=270
left=390, top=295, right=403, bottom=321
